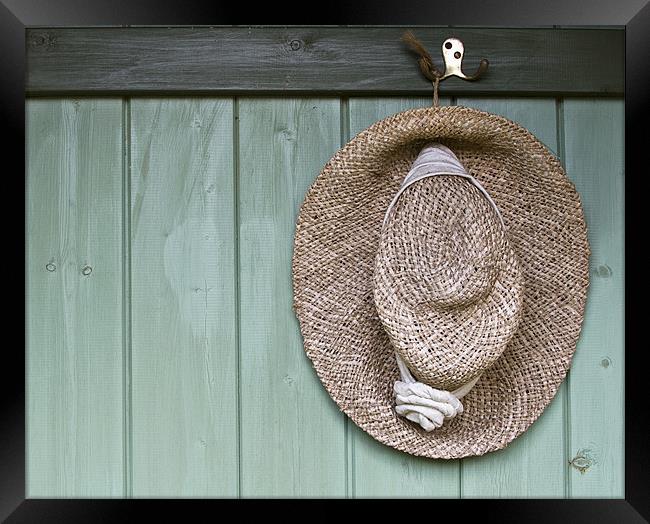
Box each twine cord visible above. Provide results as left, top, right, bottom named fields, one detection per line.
left=403, top=31, right=443, bottom=108
left=433, top=77, right=440, bottom=108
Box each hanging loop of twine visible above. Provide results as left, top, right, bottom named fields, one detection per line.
left=402, top=31, right=443, bottom=108
left=432, top=77, right=440, bottom=108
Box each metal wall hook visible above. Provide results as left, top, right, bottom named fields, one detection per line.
left=439, top=38, right=489, bottom=81
left=402, top=32, right=489, bottom=83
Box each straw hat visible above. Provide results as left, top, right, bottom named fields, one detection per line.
left=292, top=105, right=590, bottom=458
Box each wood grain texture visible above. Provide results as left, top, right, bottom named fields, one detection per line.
left=237, top=98, right=346, bottom=496
left=26, top=99, right=125, bottom=496
left=25, top=93, right=625, bottom=499
left=562, top=99, right=625, bottom=498
left=456, top=98, right=567, bottom=498
left=25, top=27, right=623, bottom=96
left=129, top=99, right=238, bottom=497
left=348, top=97, right=461, bottom=498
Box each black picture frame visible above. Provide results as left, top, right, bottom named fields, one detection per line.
left=4, top=0, right=647, bottom=521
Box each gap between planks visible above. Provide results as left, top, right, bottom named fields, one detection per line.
left=339, top=96, right=355, bottom=499
left=122, top=97, right=133, bottom=498
left=233, top=97, right=243, bottom=498
left=555, top=97, right=571, bottom=499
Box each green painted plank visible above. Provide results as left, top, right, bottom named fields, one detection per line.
left=456, top=98, right=567, bottom=498
left=238, top=98, right=346, bottom=497
left=348, top=97, right=461, bottom=498
left=129, top=99, right=238, bottom=497
left=26, top=99, right=125, bottom=497
left=563, top=99, right=624, bottom=498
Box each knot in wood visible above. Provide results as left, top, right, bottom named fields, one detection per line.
left=30, top=32, right=56, bottom=50
left=288, top=39, right=303, bottom=52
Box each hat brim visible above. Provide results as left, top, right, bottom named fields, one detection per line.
left=292, top=106, right=590, bottom=458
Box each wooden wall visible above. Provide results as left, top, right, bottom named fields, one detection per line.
left=26, top=93, right=624, bottom=498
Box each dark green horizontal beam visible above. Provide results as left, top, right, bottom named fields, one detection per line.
left=26, top=26, right=624, bottom=96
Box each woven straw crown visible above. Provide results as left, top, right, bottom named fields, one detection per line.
left=373, top=144, right=524, bottom=392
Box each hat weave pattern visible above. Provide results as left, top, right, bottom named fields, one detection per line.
left=292, top=106, right=590, bottom=458
left=374, top=157, right=524, bottom=393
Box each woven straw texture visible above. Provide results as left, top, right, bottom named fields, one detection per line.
left=374, top=175, right=524, bottom=392
left=292, top=105, right=590, bottom=458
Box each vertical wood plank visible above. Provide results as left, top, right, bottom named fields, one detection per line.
left=238, top=98, right=346, bottom=497
left=130, top=99, right=238, bottom=497
left=455, top=98, right=567, bottom=498
left=348, top=97, right=461, bottom=498
left=26, top=99, right=125, bottom=496
left=563, top=99, right=624, bottom=498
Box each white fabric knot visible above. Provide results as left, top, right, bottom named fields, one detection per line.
left=394, top=380, right=464, bottom=432
left=394, top=353, right=479, bottom=432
